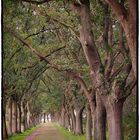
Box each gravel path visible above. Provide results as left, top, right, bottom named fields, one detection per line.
left=25, top=123, right=66, bottom=140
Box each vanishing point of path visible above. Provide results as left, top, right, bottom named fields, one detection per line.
left=26, top=123, right=66, bottom=140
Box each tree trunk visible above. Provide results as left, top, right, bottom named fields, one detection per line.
left=47, top=114, right=49, bottom=122
left=70, top=109, right=76, bottom=133
left=8, top=98, right=13, bottom=135
left=23, top=105, right=27, bottom=131
left=61, top=108, right=65, bottom=127
left=55, top=112, right=61, bottom=123
left=86, top=93, right=96, bottom=138
left=71, top=1, right=107, bottom=139
left=3, top=111, right=8, bottom=139
left=36, top=116, right=38, bottom=124
left=64, top=112, right=70, bottom=130
left=29, top=116, right=31, bottom=128
left=26, top=103, right=30, bottom=128
left=13, top=100, right=18, bottom=133
left=106, top=99, right=124, bottom=140
left=75, top=107, right=84, bottom=135
left=17, top=103, right=22, bottom=133
left=32, top=116, right=36, bottom=127
left=3, top=103, right=8, bottom=140
left=51, top=113, right=54, bottom=122
left=94, top=94, right=106, bottom=140
left=21, top=103, right=25, bottom=132
left=39, top=115, right=42, bottom=123
left=30, top=115, right=33, bottom=127
left=86, top=105, right=92, bottom=140
left=125, top=26, right=136, bottom=77
left=71, top=1, right=107, bottom=137
left=44, top=113, right=46, bottom=123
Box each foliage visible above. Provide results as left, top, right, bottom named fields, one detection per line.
left=123, top=92, right=136, bottom=140
left=3, top=0, right=136, bottom=139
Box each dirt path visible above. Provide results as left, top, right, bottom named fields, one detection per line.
left=25, top=123, right=66, bottom=140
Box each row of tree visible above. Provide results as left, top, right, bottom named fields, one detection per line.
left=3, top=0, right=136, bottom=140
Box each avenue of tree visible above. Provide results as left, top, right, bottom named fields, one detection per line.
left=3, top=0, right=136, bottom=140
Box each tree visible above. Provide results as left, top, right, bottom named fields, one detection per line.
left=105, top=0, right=137, bottom=77
left=70, top=0, right=136, bottom=139
left=3, top=0, right=136, bottom=140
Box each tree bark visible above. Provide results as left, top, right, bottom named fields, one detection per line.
left=8, top=97, right=13, bottom=135
left=30, top=115, right=33, bottom=127
left=78, top=1, right=102, bottom=87
left=23, top=104, right=27, bottom=131
left=64, top=112, right=70, bottom=130
left=13, top=100, right=18, bottom=133
left=70, top=109, right=76, bottom=133
left=125, top=25, right=136, bottom=77
left=94, top=94, right=106, bottom=140
left=75, top=107, right=84, bottom=135
left=70, top=1, right=135, bottom=140
left=105, top=99, right=124, bottom=140
left=26, top=103, right=30, bottom=128
left=47, top=114, right=49, bottom=122
left=61, top=108, right=65, bottom=127
left=71, top=1, right=107, bottom=137
left=32, top=116, right=36, bottom=127
left=51, top=112, right=55, bottom=122
left=21, top=103, right=25, bottom=132
left=86, top=105, right=92, bottom=140
left=44, top=113, right=46, bottom=123
left=17, top=103, right=22, bottom=133
left=3, top=102, right=8, bottom=140
left=55, top=112, right=61, bottom=123
left=3, top=111, right=8, bottom=139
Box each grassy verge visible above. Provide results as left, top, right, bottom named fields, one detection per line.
left=55, top=122, right=136, bottom=140
left=8, top=125, right=40, bottom=140
left=55, top=124, right=86, bottom=140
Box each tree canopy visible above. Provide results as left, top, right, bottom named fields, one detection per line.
left=3, top=0, right=136, bottom=140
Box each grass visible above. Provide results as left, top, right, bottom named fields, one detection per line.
left=7, top=122, right=136, bottom=140
left=55, top=124, right=86, bottom=140
left=8, top=125, right=40, bottom=140
left=55, top=123, right=136, bottom=140
left=123, top=114, right=136, bottom=140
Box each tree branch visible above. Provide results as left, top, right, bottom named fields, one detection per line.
left=24, top=27, right=59, bottom=40
left=41, top=78, right=53, bottom=94
left=110, top=64, right=123, bottom=81
left=45, top=46, right=66, bottom=58
left=128, top=0, right=136, bottom=19
left=67, top=70, right=90, bottom=99
left=22, top=46, right=66, bottom=70
left=105, top=0, right=128, bottom=23
left=5, top=26, right=61, bottom=71
left=22, top=0, right=51, bottom=5
left=123, top=77, right=136, bottom=99
left=48, top=15, right=80, bottom=40
left=9, top=47, right=22, bottom=60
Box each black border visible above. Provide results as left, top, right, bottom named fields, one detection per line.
left=137, top=0, right=139, bottom=139
left=2, top=0, right=3, bottom=139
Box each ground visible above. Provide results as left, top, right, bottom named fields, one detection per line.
left=25, top=123, right=66, bottom=140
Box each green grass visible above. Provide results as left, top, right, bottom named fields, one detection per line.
left=55, top=123, right=136, bottom=140
left=55, top=124, right=86, bottom=140
left=123, top=114, right=136, bottom=140
left=8, top=125, right=40, bottom=140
